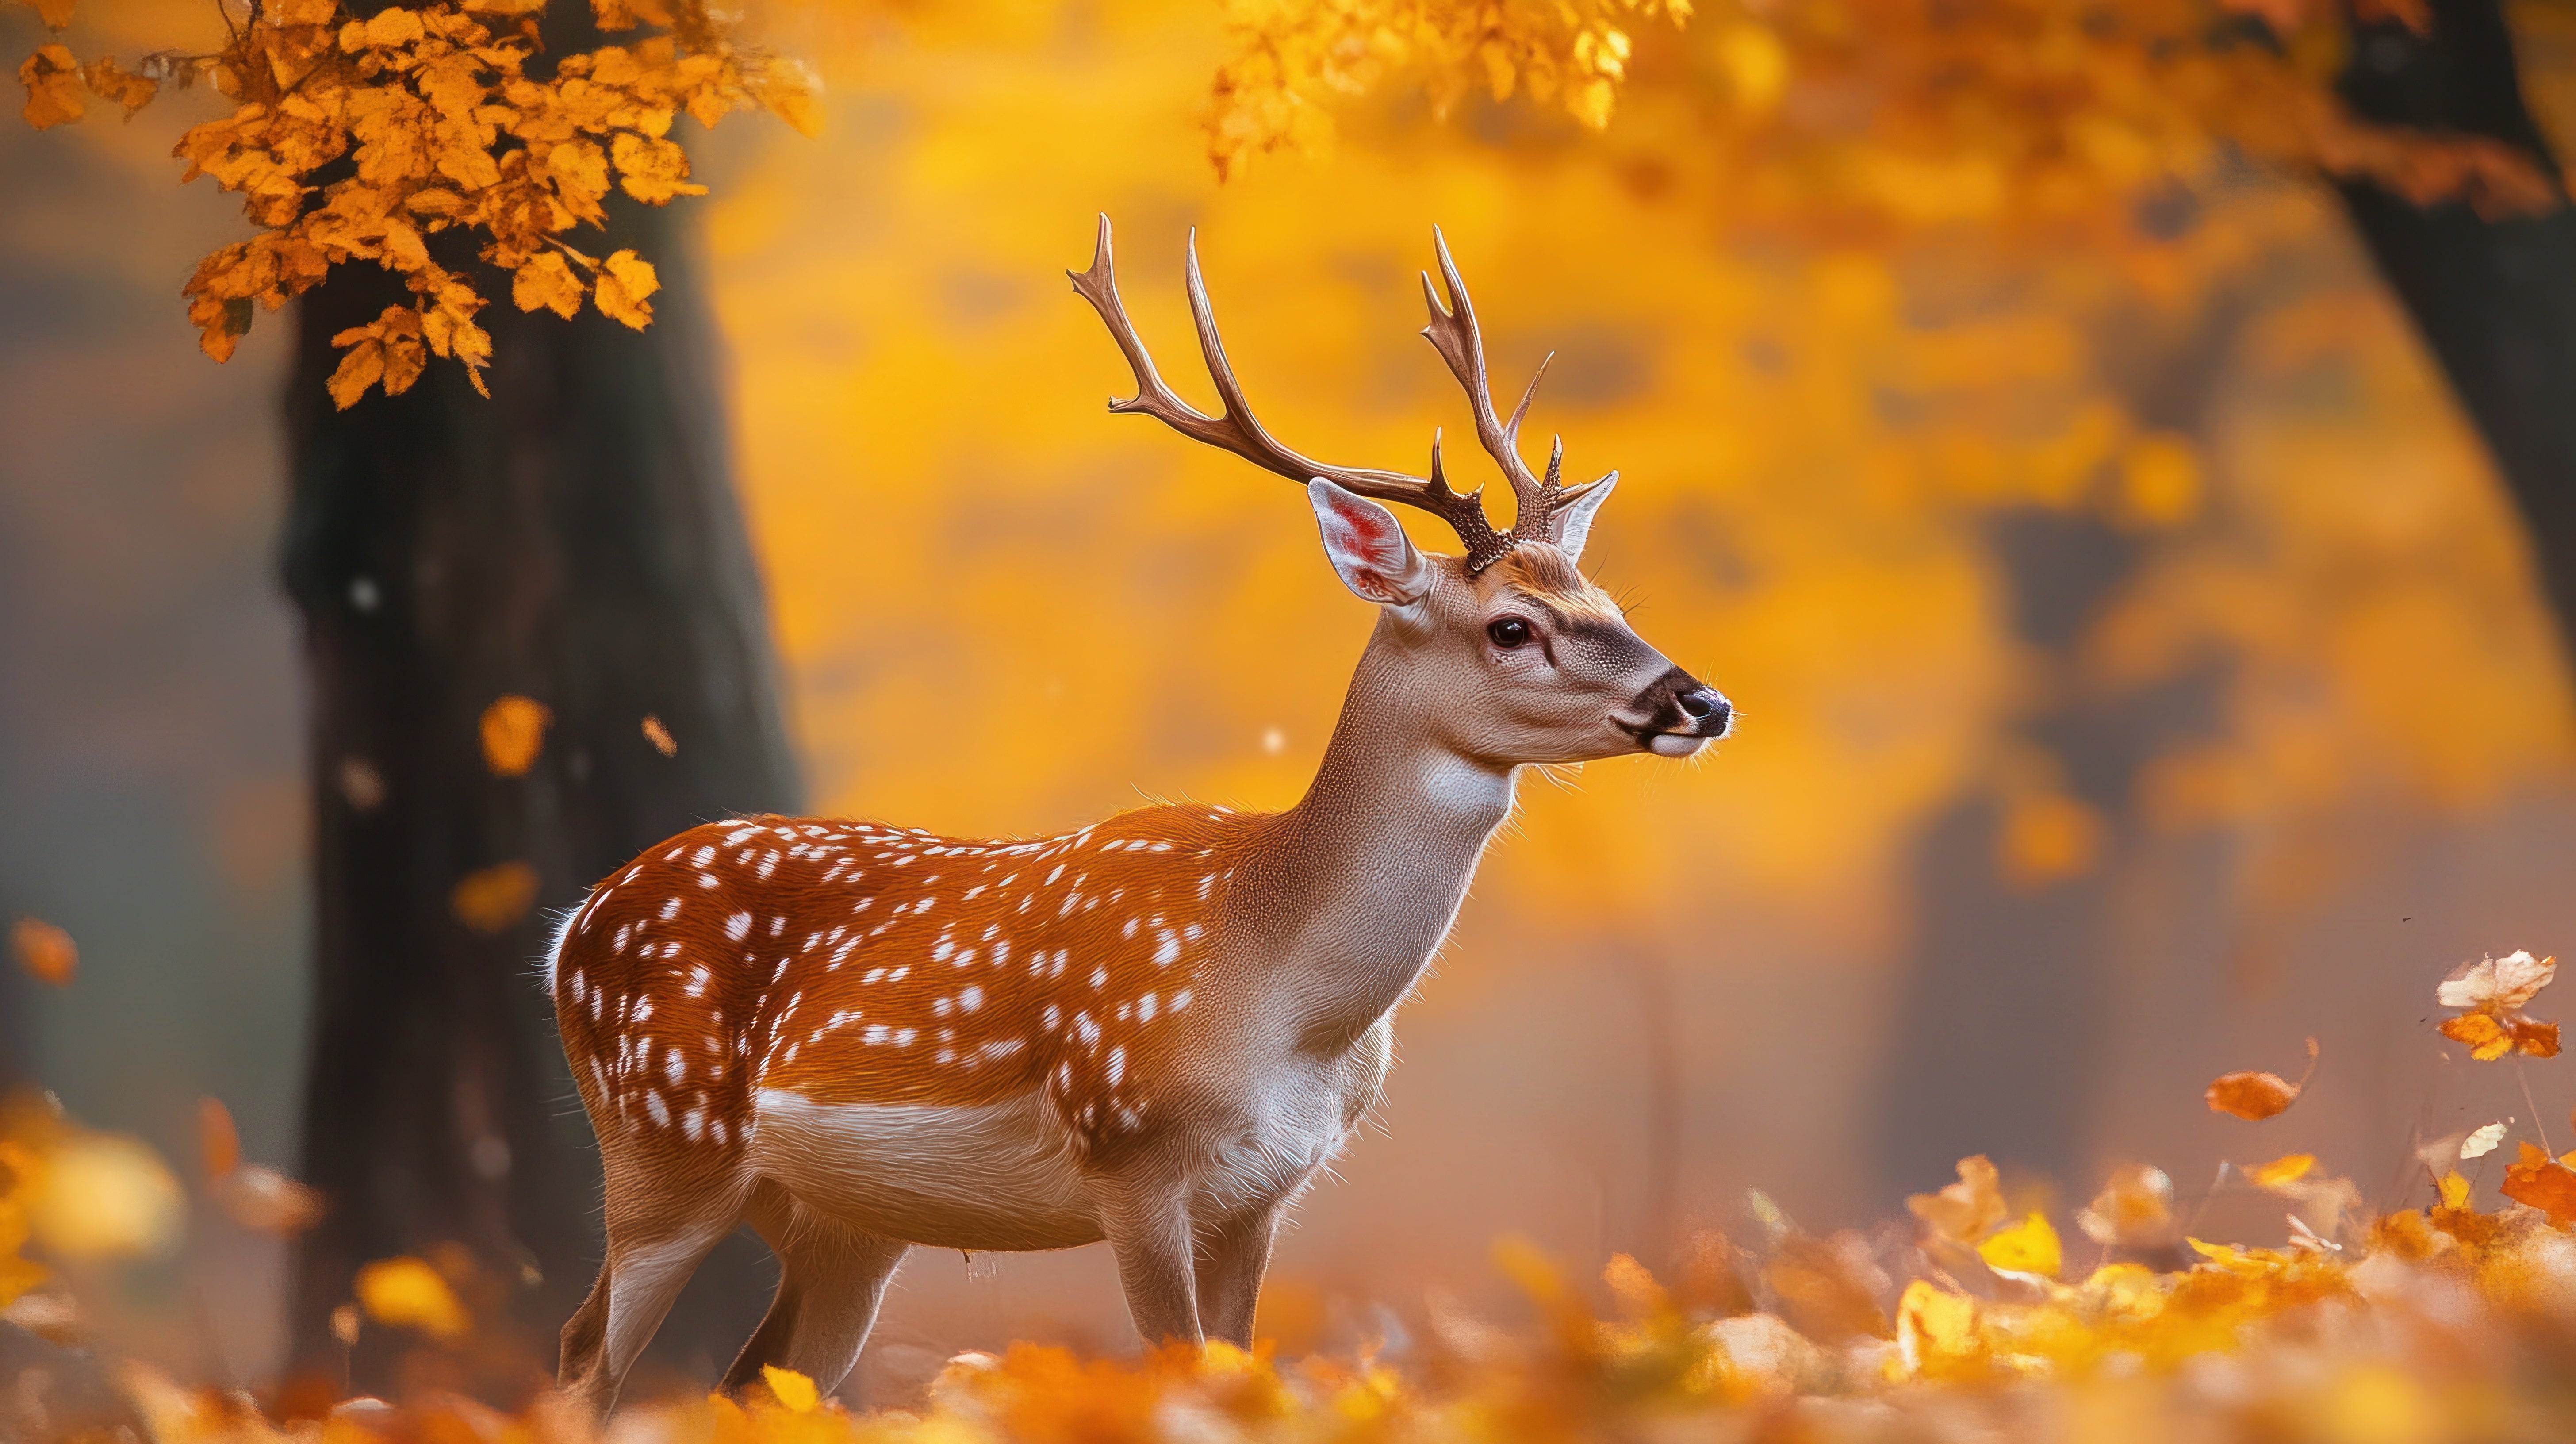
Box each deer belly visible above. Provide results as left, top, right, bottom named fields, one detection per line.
left=748, top=1087, right=1102, bottom=1252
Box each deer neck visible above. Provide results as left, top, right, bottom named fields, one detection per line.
left=1242, top=622, right=1518, bottom=1052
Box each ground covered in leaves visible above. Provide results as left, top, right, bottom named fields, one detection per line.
left=11, top=951, right=2576, bottom=1442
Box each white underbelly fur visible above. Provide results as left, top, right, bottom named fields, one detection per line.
left=749, top=1088, right=1101, bottom=1252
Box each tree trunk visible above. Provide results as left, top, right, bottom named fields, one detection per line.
left=2337, top=0, right=2576, bottom=646
left=279, top=169, right=797, bottom=1394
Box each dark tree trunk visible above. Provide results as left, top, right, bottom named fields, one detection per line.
left=2337, top=0, right=2576, bottom=644
left=279, top=166, right=797, bottom=1393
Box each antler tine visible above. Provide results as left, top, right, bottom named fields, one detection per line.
left=1421, top=228, right=1579, bottom=548
left=1071, top=215, right=1514, bottom=562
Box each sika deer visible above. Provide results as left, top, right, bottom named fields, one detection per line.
left=549, top=218, right=1731, bottom=1414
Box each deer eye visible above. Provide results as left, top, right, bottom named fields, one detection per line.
left=1487, top=617, right=1533, bottom=649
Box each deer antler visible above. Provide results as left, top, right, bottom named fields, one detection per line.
left=1069, top=215, right=1596, bottom=572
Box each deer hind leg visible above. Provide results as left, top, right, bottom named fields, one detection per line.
left=720, top=1185, right=909, bottom=1399
left=558, top=1194, right=740, bottom=1417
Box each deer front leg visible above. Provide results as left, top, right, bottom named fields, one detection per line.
left=1194, top=1205, right=1280, bottom=1350
left=1097, top=1176, right=1203, bottom=1347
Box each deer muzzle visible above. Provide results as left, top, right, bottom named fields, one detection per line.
left=1625, top=666, right=1733, bottom=757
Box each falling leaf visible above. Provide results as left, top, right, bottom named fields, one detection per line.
left=2207, top=1071, right=2299, bottom=1121
left=594, top=249, right=659, bottom=330
left=30, top=1133, right=183, bottom=1260
left=1907, top=1155, right=2005, bottom=1246
left=2250, top=1153, right=2316, bottom=1188
left=11, top=918, right=75, bottom=986
left=2502, top=1142, right=2576, bottom=1225
left=199, top=1097, right=240, bottom=1179
left=2207, top=1038, right=2319, bottom=1120
left=2077, top=1163, right=2176, bottom=1248
left=450, top=861, right=540, bottom=935
left=355, top=1256, right=468, bottom=1339
left=642, top=714, right=677, bottom=756
left=330, top=1303, right=362, bottom=1346
left=479, top=694, right=552, bottom=776
left=763, top=1364, right=820, bottom=1412
left=2437, top=952, right=2559, bottom=1060
left=2438, top=1171, right=2473, bottom=1210
left=2460, top=1123, right=2510, bottom=1161
left=219, top=1165, right=325, bottom=1234
left=1975, top=1212, right=2062, bottom=1279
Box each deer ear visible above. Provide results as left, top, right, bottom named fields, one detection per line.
left=1551, top=473, right=1618, bottom=563
left=1308, top=479, right=1433, bottom=606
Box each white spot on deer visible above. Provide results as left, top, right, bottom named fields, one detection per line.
left=932, top=995, right=954, bottom=1018
left=683, top=1109, right=705, bottom=1140
left=895, top=1027, right=917, bottom=1046
left=697, top=873, right=720, bottom=889
left=1138, top=992, right=1158, bottom=1021
left=692, top=846, right=716, bottom=867
left=645, top=1092, right=671, bottom=1126
left=1172, top=989, right=1193, bottom=1011
left=960, top=984, right=985, bottom=1011
left=1043, top=1003, right=1062, bottom=1031
left=770, top=916, right=787, bottom=936
left=636, top=1000, right=654, bottom=1021
left=1122, top=917, right=1139, bottom=939
left=661, top=897, right=682, bottom=921
left=725, top=912, right=751, bottom=941
left=665, top=1052, right=686, bottom=1083
left=864, top=1024, right=889, bottom=1045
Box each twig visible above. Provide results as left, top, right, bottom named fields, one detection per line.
left=2517, top=1054, right=2554, bottom=1156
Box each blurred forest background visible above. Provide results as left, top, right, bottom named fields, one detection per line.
left=9, top=0, right=2576, bottom=1407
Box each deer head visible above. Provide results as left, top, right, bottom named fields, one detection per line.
left=1069, top=216, right=1731, bottom=768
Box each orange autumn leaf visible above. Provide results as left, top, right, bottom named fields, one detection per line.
left=2206, top=1071, right=2299, bottom=1120
left=2206, top=1037, right=2319, bottom=1121
left=479, top=694, right=552, bottom=776
left=1907, top=1155, right=2005, bottom=1247
left=17, top=43, right=83, bottom=129
left=2250, top=1153, right=2315, bottom=1188
left=641, top=714, right=678, bottom=757
left=2077, top=1163, right=2177, bottom=1248
left=2437, top=952, right=2560, bottom=1060
left=198, top=1097, right=241, bottom=1180
left=594, top=249, right=659, bottom=330
left=2501, top=1142, right=2576, bottom=1225
left=449, top=860, right=540, bottom=935
left=11, top=918, right=76, bottom=987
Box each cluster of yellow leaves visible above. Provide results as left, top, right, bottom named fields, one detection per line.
left=1209, top=0, right=2559, bottom=237
left=1207, top=0, right=1687, bottom=174
left=15, top=0, right=817, bottom=406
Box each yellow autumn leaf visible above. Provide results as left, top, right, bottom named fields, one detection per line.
left=595, top=248, right=659, bottom=330
left=2438, top=1170, right=2473, bottom=1210
left=479, top=693, right=552, bottom=776
left=1975, top=1211, right=2062, bottom=1279
left=763, top=1364, right=820, bottom=1412
left=2251, top=1153, right=2316, bottom=1188
left=355, top=1256, right=468, bottom=1338
left=30, top=1133, right=183, bottom=1260
left=514, top=252, right=585, bottom=319
left=611, top=130, right=706, bottom=204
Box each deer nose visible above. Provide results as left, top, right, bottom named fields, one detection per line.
left=1677, top=687, right=1724, bottom=722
